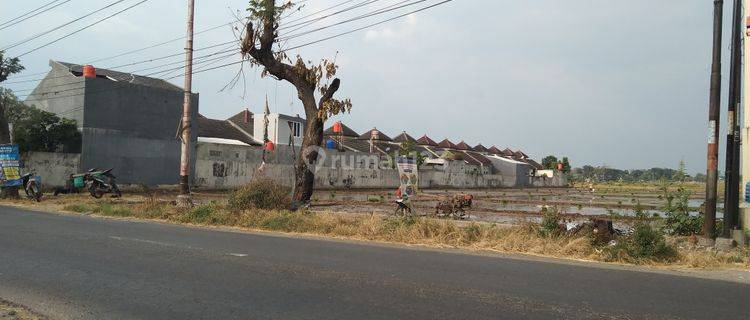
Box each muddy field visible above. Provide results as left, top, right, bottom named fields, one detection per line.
left=299, top=183, right=712, bottom=225
left=46, top=183, right=711, bottom=226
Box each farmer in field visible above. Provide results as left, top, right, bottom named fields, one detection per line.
left=394, top=186, right=412, bottom=215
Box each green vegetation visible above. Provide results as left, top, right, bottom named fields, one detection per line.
left=570, top=164, right=701, bottom=183
left=228, top=179, right=291, bottom=211
left=541, top=155, right=571, bottom=173
left=538, top=207, right=563, bottom=237
left=398, top=141, right=426, bottom=166
left=1, top=89, right=81, bottom=153
left=606, top=223, right=676, bottom=263
left=660, top=184, right=703, bottom=236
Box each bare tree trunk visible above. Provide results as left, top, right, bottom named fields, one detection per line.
left=291, top=87, right=324, bottom=207
left=0, top=99, right=19, bottom=199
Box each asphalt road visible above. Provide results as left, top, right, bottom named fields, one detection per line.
left=0, top=206, right=748, bottom=320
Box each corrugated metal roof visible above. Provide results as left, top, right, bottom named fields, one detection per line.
left=464, top=151, right=493, bottom=165
left=54, top=61, right=182, bottom=92
left=197, top=115, right=260, bottom=146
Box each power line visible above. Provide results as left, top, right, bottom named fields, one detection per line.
left=87, top=21, right=232, bottom=64
left=280, top=0, right=426, bottom=41
left=19, top=0, right=456, bottom=101
left=171, top=0, right=455, bottom=79
left=283, top=0, right=358, bottom=25
left=15, top=0, right=153, bottom=58
left=0, top=0, right=63, bottom=27
left=4, top=39, right=238, bottom=85
left=280, top=0, right=381, bottom=32
left=0, top=0, right=72, bottom=31
left=2, top=0, right=129, bottom=51
left=14, top=46, right=240, bottom=94
left=6, top=0, right=367, bottom=78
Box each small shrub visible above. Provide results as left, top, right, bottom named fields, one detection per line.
left=661, top=186, right=702, bottom=236
left=228, top=179, right=291, bottom=211
left=538, top=207, right=564, bottom=237
left=606, top=223, right=676, bottom=263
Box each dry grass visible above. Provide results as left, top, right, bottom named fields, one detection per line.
left=0, top=299, right=46, bottom=320
left=4, top=194, right=749, bottom=270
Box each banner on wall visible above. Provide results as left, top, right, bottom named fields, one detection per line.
left=396, top=156, right=418, bottom=198
left=0, top=144, right=22, bottom=187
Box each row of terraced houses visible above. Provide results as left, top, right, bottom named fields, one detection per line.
left=22, top=61, right=566, bottom=189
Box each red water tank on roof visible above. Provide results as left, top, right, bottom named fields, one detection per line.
left=557, top=162, right=564, bottom=171
left=83, top=65, right=96, bottom=78
left=333, top=121, right=343, bottom=134
left=264, top=141, right=275, bottom=152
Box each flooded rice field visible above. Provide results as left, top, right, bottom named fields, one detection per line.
left=309, top=183, right=716, bottom=225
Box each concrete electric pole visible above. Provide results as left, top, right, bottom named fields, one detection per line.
left=177, top=0, right=195, bottom=206
left=740, top=0, right=750, bottom=234
left=704, top=0, right=724, bottom=241
left=722, top=0, right=743, bottom=238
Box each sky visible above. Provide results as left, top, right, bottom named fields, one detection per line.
left=0, top=0, right=737, bottom=175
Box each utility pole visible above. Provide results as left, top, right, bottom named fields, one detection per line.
left=723, top=0, right=743, bottom=238
left=704, top=0, right=724, bottom=241
left=177, top=0, right=195, bottom=206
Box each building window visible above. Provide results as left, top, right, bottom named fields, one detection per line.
left=289, top=121, right=302, bottom=138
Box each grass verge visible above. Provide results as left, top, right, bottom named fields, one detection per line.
left=38, top=195, right=750, bottom=270
left=0, top=298, right=46, bottom=320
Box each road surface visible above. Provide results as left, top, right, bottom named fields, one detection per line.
left=0, top=205, right=748, bottom=319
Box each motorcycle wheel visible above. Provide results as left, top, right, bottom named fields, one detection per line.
left=89, top=183, right=104, bottom=199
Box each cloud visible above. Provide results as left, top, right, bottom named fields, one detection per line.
left=363, top=13, right=418, bottom=43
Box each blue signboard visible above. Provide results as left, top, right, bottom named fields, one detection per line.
left=0, top=144, right=22, bottom=187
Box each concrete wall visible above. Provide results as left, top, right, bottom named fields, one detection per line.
left=194, top=142, right=565, bottom=190
left=24, top=63, right=85, bottom=126
left=21, top=152, right=80, bottom=188
left=81, top=77, right=198, bottom=185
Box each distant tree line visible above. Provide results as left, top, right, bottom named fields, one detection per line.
left=569, top=161, right=705, bottom=183
left=541, top=155, right=571, bottom=173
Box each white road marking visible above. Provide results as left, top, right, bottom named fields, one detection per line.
left=228, top=253, right=248, bottom=257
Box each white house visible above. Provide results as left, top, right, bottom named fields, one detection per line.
left=253, top=113, right=305, bottom=146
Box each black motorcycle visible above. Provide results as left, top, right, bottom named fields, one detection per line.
left=85, top=168, right=122, bottom=198
left=20, top=171, right=42, bottom=202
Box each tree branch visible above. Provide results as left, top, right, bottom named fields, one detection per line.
left=319, top=78, right=340, bottom=107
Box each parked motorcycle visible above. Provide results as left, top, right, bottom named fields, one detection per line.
left=85, top=168, right=122, bottom=198
left=20, top=171, right=42, bottom=202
